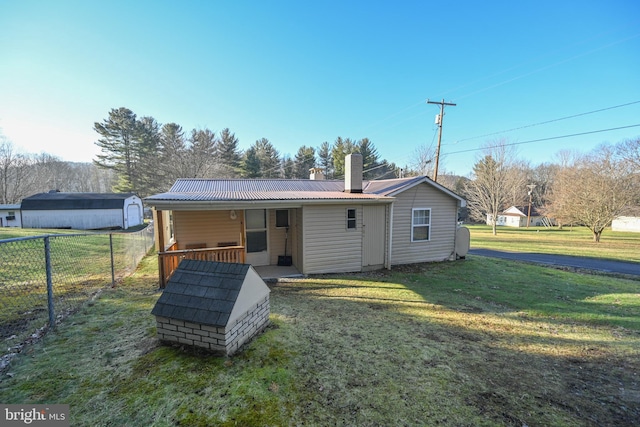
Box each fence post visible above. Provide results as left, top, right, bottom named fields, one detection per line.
left=110, top=234, right=115, bottom=287
left=44, top=236, right=55, bottom=329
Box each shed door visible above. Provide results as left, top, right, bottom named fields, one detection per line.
left=126, top=204, right=141, bottom=228
left=362, top=205, right=385, bottom=267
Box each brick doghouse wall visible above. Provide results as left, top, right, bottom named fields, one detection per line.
left=155, top=294, right=270, bottom=356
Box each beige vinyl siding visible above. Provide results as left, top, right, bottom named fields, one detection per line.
left=302, top=205, right=362, bottom=274
left=295, top=208, right=303, bottom=267
left=173, top=210, right=244, bottom=250
left=391, top=184, right=458, bottom=265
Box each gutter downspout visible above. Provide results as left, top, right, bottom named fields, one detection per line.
left=386, top=202, right=394, bottom=270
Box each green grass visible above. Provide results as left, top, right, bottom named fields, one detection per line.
left=0, top=227, right=153, bottom=343
left=468, top=224, right=640, bottom=263
left=1, top=255, right=638, bottom=426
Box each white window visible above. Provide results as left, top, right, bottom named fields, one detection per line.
left=275, top=209, right=289, bottom=228
left=412, top=208, right=431, bottom=242
left=346, top=208, right=357, bottom=230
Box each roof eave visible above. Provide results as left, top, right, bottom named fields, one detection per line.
left=145, top=197, right=394, bottom=211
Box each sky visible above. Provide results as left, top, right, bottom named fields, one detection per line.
left=1, top=0, right=639, bottom=177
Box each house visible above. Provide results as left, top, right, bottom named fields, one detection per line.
left=20, top=192, right=144, bottom=230
left=151, top=259, right=270, bottom=356
left=145, top=154, right=468, bottom=286
left=487, top=206, right=551, bottom=228
left=0, top=204, right=22, bottom=228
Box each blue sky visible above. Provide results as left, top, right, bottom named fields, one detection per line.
left=1, top=0, right=639, bottom=177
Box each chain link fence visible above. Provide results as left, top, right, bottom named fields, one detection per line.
left=0, top=224, right=155, bottom=348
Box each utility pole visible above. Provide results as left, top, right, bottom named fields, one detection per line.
left=427, top=98, right=456, bottom=182
left=526, top=184, right=536, bottom=228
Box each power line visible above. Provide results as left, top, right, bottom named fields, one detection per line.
left=444, top=124, right=640, bottom=156
left=452, top=100, right=640, bottom=144
left=451, top=32, right=640, bottom=102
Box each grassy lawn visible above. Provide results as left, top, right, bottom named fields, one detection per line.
left=468, top=224, right=640, bottom=263
left=0, top=227, right=153, bottom=344
left=1, top=254, right=639, bottom=426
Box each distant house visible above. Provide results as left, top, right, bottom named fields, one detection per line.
left=0, top=204, right=21, bottom=228
left=146, top=154, right=469, bottom=286
left=612, top=216, right=640, bottom=233
left=20, top=192, right=144, bottom=230
left=487, top=206, right=551, bottom=228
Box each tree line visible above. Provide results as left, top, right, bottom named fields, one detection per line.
left=93, top=107, right=402, bottom=198
left=2, top=106, right=638, bottom=243
left=0, top=138, right=115, bottom=205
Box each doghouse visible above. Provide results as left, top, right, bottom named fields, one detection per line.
left=151, top=259, right=270, bottom=356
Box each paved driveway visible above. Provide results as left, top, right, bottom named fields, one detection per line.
left=468, top=248, right=640, bottom=277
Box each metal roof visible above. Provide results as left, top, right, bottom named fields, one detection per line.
left=21, top=192, right=137, bottom=210
left=145, top=176, right=466, bottom=208
left=0, top=204, right=21, bottom=210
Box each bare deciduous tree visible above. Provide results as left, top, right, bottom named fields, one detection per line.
left=464, top=140, right=525, bottom=235
left=547, top=144, right=640, bottom=242
left=615, top=137, right=640, bottom=173
left=409, top=143, right=436, bottom=178
left=0, top=138, right=32, bottom=204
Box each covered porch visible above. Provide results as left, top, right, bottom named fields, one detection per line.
left=154, top=207, right=301, bottom=288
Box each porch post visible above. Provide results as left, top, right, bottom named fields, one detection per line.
left=155, top=208, right=166, bottom=288
left=155, top=209, right=165, bottom=251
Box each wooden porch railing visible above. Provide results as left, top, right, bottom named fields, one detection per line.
left=158, top=244, right=246, bottom=288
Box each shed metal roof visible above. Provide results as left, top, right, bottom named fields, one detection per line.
left=151, top=259, right=249, bottom=327
left=21, top=192, right=137, bottom=210
left=0, top=204, right=21, bottom=210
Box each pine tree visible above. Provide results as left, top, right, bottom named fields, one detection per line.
left=293, top=146, right=316, bottom=178
left=254, top=138, right=281, bottom=178
left=282, top=155, right=295, bottom=179
left=317, top=141, right=333, bottom=178
left=217, top=128, right=242, bottom=178
left=159, top=123, right=188, bottom=189
left=242, top=146, right=262, bottom=178
left=188, top=129, right=218, bottom=178
left=331, top=137, right=357, bottom=178
left=94, top=107, right=144, bottom=195
left=358, top=138, right=380, bottom=179
left=136, top=116, right=162, bottom=195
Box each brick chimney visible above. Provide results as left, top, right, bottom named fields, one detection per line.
left=309, top=167, right=325, bottom=180
left=344, top=153, right=363, bottom=193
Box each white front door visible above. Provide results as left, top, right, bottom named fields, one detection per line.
left=245, top=209, right=269, bottom=266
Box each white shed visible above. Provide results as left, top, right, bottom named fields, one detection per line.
left=0, top=204, right=22, bottom=228
left=612, top=216, right=640, bottom=233
left=20, top=192, right=144, bottom=230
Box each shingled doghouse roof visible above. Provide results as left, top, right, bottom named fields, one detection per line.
left=151, top=259, right=250, bottom=327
